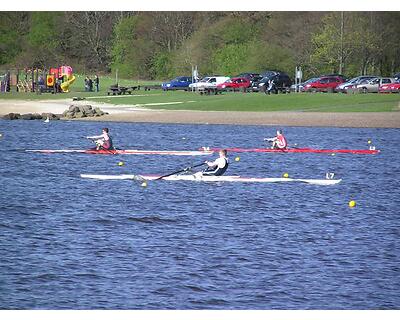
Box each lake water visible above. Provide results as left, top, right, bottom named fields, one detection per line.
left=0, top=119, right=399, bottom=309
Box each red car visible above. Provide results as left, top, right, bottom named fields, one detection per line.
left=304, top=76, right=345, bottom=93
left=217, top=77, right=251, bottom=90
left=379, top=81, right=400, bottom=93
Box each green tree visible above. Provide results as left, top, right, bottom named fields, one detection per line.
left=0, top=12, right=29, bottom=65
left=111, top=15, right=140, bottom=78
left=27, top=12, right=62, bottom=66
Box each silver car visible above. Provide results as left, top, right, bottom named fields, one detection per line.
left=336, top=76, right=377, bottom=93
left=356, top=77, right=396, bottom=93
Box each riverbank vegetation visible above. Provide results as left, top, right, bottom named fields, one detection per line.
left=1, top=12, right=399, bottom=80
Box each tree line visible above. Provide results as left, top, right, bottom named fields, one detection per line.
left=0, top=11, right=399, bottom=80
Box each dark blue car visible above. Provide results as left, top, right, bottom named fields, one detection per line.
left=161, top=76, right=193, bottom=91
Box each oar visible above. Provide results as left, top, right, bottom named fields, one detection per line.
left=155, top=162, right=206, bottom=181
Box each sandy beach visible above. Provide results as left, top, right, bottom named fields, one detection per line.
left=1, top=98, right=399, bottom=128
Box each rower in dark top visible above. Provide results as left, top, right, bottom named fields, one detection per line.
left=87, top=128, right=113, bottom=150
left=202, top=149, right=229, bottom=176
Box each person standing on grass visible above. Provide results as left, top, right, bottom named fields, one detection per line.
left=88, top=77, right=93, bottom=92
left=84, top=76, right=89, bottom=92
left=94, top=75, right=99, bottom=92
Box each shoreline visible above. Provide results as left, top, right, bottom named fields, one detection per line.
left=1, top=99, right=399, bottom=128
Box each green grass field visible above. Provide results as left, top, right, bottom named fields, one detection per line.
left=1, top=74, right=399, bottom=112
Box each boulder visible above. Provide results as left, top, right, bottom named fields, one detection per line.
left=3, top=113, right=21, bottom=120
left=93, top=107, right=104, bottom=116
left=62, top=104, right=106, bottom=119
left=21, top=113, right=34, bottom=120
left=41, top=112, right=60, bottom=120
left=80, top=105, right=92, bottom=112
left=68, top=105, right=80, bottom=113
left=32, top=113, right=43, bottom=120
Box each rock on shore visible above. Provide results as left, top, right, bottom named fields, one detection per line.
left=2, top=105, right=108, bottom=120
left=3, top=112, right=61, bottom=120
left=62, top=105, right=108, bottom=119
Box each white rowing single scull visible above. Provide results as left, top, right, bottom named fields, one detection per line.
left=80, top=174, right=342, bottom=185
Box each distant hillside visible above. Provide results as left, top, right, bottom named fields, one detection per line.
left=1, top=12, right=399, bottom=79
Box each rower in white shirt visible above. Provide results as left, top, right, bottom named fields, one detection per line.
left=202, top=149, right=229, bottom=176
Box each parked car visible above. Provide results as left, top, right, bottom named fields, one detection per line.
left=252, top=72, right=292, bottom=93
left=188, top=76, right=230, bottom=90
left=393, top=72, right=400, bottom=80
left=355, top=77, right=396, bottom=93
left=290, top=77, right=318, bottom=92
left=235, top=73, right=262, bottom=86
left=378, top=79, right=400, bottom=93
left=161, top=76, right=193, bottom=91
left=322, top=74, right=348, bottom=81
left=335, top=76, right=378, bottom=93
left=303, top=76, right=345, bottom=92
left=217, top=77, right=251, bottom=90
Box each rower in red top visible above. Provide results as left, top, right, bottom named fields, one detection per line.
left=87, top=128, right=114, bottom=150
left=264, top=129, right=288, bottom=150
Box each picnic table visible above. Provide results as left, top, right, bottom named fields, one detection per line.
left=107, top=85, right=139, bottom=95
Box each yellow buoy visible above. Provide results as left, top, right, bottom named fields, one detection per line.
left=368, top=140, right=372, bottom=144
left=141, top=181, right=148, bottom=188
left=235, top=156, right=240, bottom=162
left=349, top=200, right=356, bottom=208
left=283, top=172, right=289, bottom=178
left=118, top=161, right=124, bottom=166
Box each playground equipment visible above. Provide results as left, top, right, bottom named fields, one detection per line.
left=50, top=65, right=76, bottom=93
left=0, top=65, right=75, bottom=94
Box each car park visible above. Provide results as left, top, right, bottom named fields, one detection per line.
left=161, top=76, right=193, bottom=91
left=290, top=77, right=318, bottom=92
left=378, top=79, right=400, bottom=93
left=355, top=77, right=396, bottom=93
left=322, top=74, right=348, bottom=81
left=303, top=76, right=345, bottom=92
left=188, top=76, right=230, bottom=90
left=252, top=71, right=292, bottom=93
left=235, top=73, right=262, bottom=85
left=217, top=77, right=251, bottom=90
left=335, top=76, right=378, bottom=93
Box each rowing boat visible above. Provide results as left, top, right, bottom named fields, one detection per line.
left=26, top=149, right=214, bottom=156
left=201, top=147, right=379, bottom=155
left=80, top=174, right=342, bottom=185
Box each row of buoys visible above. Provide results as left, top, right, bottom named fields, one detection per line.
left=109, top=139, right=373, bottom=204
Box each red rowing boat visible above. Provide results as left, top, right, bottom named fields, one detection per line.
left=201, top=147, right=380, bottom=155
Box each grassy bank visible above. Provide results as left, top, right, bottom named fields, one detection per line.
left=0, top=74, right=399, bottom=112
left=87, top=91, right=399, bottom=112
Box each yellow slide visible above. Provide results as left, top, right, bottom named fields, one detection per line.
left=60, top=75, right=76, bottom=93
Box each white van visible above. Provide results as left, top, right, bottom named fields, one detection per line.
left=189, top=76, right=230, bottom=90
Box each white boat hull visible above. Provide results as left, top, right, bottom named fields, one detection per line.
left=80, top=174, right=342, bottom=185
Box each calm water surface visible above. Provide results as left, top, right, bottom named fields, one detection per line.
left=0, top=119, right=399, bottom=309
